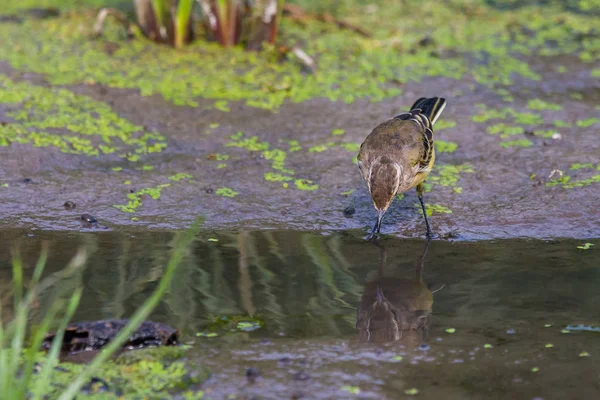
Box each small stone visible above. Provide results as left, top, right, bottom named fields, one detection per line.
left=64, top=201, right=76, bottom=210
left=205, top=187, right=214, bottom=194
left=343, top=205, right=355, bottom=217
left=246, top=367, right=261, bottom=384
left=81, top=214, right=97, bottom=224
left=293, top=371, right=311, bottom=381
left=506, top=329, right=516, bottom=335
left=22, top=178, right=33, bottom=184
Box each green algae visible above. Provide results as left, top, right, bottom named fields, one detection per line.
left=570, top=163, right=595, bottom=170
left=216, top=187, right=239, bottom=197
left=308, top=144, right=328, bottom=153
left=500, top=139, right=533, bottom=148
left=26, top=347, right=208, bottom=399
left=546, top=172, right=600, bottom=189
left=576, top=118, right=600, bottom=127
left=226, top=132, right=318, bottom=189
left=331, top=128, right=345, bottom=136
left=213, top=100, right=230, bottom=112
left=416, top=203, right=452, bottom=217
left=435, top=120, right=457, bottom=130
left=553, top=120, right=571, bottom=128
left=287, top=140, right=302, bottom=152
left=217, top=163, right=227, bottom=169
left=113, top=184, right=171, bottom=213
left=527, top=99, right=562, bottom=111
left=295, top=179, right=318, bottom=191
left=1, top=1, right=598, bottom=111
left=339, top=143, right=361, bottom=152
left=435, top=140, right=458, bottom=153
left=168, top=173, right=194, bottom=181
left=423, top=163, right=473, bottom=193
left=265, top=172, right=293, bottom=182
left=0, top=75, right=167, bottom=160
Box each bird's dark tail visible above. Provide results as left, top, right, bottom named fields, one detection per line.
left=410, top=97, right=447, bottom=126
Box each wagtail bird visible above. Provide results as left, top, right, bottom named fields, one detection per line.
left=357, top=97, right=447, bottom=239
left=356, top=240, right=435, bottom=346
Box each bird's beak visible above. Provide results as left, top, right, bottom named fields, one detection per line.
left=375, top=210, right=385, bottom=233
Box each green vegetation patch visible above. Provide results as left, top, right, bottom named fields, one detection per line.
left=0, top=1, right=598, bottom=110
left=113, top=184, right=171, bottom=212
left=216, top=187, right=239, bottom=197
left=435, top=140, right=458, bottom=153
left=500, top=139, right=533, bottom=148
left=527, top=99, right=562, bottom=111
left=416, top=203, right=452, bottom=217
left=0, top=75, right=167, bottom=159
left=226, top=132, right=317, bottom=190
left=27, top=347, right=208, bottom=399
left=423, top=163, right=473, bottom=193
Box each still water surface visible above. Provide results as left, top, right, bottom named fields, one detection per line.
left=1, top=230, right=599, bottom=399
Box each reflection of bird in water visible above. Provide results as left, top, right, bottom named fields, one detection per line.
left=356, top=240, right=442, bottom=348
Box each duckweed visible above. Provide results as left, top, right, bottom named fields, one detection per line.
left=418, top=203, right=452, bottom=216
left=0, top=75, right=167, bottom=160
left=113, top=184, right=171, bottom=213
left=0, top=1, right=597, bottom=111
left=216, top=187, right=239, bottom=197
left=168, top=173, right=193, bottom=181
left=527, top=99, right=562, bottom=111
left=435, top=140, right=458, bottom=153
left=500, top=139, right=533, bottom=148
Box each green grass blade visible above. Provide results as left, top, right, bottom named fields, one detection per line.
left=174, top=0, right=194, bottom=48
left=58, top=221, right=200, bottom=400
left=32, top=289, right=82, bottom=400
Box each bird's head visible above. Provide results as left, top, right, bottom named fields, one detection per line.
left=367, top=156, right=403, bottom=212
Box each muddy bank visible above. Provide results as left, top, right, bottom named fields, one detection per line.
left=1, top=65, right=599, bottom=239
left=0, top=1, right=599, bottom=239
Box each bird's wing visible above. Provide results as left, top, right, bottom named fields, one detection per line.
left=394, top=111, right=434, bottom=171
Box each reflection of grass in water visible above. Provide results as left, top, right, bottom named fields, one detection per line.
left=1, top=223, right=198, bottom=399
left=300, top=234, right=359, bottom=336
left=245, top=232, right=285, bottom=331
left=195, top=243, right=241, bottom=325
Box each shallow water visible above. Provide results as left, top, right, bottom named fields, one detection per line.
left=1, top=230, right=599, bottom=399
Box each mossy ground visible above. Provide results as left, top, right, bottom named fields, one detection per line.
left=0, top=0, right=598, bottom=238
left=27, top=346, right=208, bottom=399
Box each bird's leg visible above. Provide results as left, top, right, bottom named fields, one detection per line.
left=416, top=184, right=432, bottom=238
left=367, top=210, right=384, bottom=241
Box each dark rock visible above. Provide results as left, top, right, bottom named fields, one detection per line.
left=246, top=367, right=261, bottom=384
left=343, top=205, right=355, bottom=217
left=81, top=214, right=97, bottom=223
left=42, top=320, right=179, bottom=353
left=293, top=371, right=311, bottom=381
left=64, top=201, right=76, bottom=210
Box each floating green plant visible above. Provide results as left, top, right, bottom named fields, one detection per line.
left=576, top=118, right=600, bottom=128
left=417, top=203, right=452, bottom=217
left=527, top=99, right=562, bottom=111
left=577, top=243, right=594, bottom=250
left=113, top=184, right=171, bottom=213
left=168, top=173, right=194, bottom=181
left=435, top=140, right=458, bottom=153
left=216, top=187, right=239, bottom=197
left=500, top=139, right=533, bottom=148
left=0, top=75, right=167, bottom=160
left=295, top=179, right=318, bottom=191
left=331, top=128, right=345, bottom=136
left=308, top=144, right=328, bottom=153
